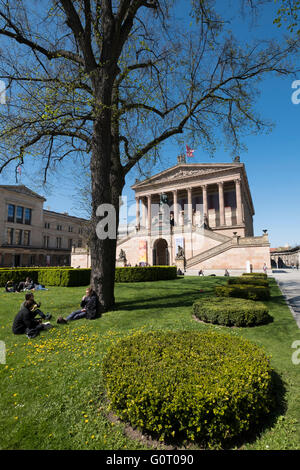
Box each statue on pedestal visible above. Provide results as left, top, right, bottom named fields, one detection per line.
left=175, top=245, right=186, bottom=273
left=116, top=249, right=127, bottom=267
left=176, top=245, right=185, bottom=259
left=117, top=249, right=127, bottom=261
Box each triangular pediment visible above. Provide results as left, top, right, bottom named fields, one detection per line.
left=0, top=184, right=46, bottom=200
left=132, top=163, right=241, bottom=189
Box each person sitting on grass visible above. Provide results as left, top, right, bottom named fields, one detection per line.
left=12, top=298, right=53, bottom=339
left=5, top=280, right=17, bottom=292
left=17, top=277, right=34, bottom=292
left=21, top=292, right=52, bottom=321
left=57, top=288, right=100, bottom=324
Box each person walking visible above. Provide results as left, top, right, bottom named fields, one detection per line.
left=263, top=263, right=267, bottom=274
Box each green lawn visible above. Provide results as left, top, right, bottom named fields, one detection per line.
left=0, top=276, right=299, bottom=450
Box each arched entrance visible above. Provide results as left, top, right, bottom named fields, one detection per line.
left=153, top=238, right=169, bottom=266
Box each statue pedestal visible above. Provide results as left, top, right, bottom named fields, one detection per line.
left=116, top=259, right=127, bottom=267
left=175, top=258, right=185, bottom=272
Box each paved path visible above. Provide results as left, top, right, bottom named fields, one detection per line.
left=271, top=270, right=300, bottom=328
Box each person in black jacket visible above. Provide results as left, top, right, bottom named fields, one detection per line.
left=5, top=280, right=17, bottom=292
left=12, top=299, right=47, bottom=338
left=21, top=293, right=52, bottom=321
left=57, top=288, right=100, bottom=324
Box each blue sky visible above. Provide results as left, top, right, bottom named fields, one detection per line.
left=1, top=1, right=300, bottom=248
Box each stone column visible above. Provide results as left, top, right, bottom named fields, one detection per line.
left=135, top=197, right=140, bottom=230
left=235, top=179, right=243, bottom=225
left=218, top=182, right=225, bottom=226
left=202, top=184, right=208, bottom=219
left=173, top=189, right=178, bottom=226
left=147, top=194, right=152, bottom=233
left=187, top=188, right=192, bottom=225
left=141, top=197, right=147, bottom=228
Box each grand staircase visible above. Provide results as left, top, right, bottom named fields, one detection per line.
left=186, top=239, right=234, bottom=268
left=186, top=234, right=269, bottom=269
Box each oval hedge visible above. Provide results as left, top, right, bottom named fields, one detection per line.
left=242, top=273, right=268, bottom=279
left=215, top=284, right=270, bottom=301
left=192, top=297, right=271, bottom=327
left=227, top=277, right=269, bottom=288
left=102, top=330, right=274, bottom=446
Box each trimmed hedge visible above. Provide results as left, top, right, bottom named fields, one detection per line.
left=1, top=266, right=177, bottom=287
left=115, top=266, right=177, bottom=282
left=0, top=268, right=91, bottom=287
left=0, top=266, right=73, bottom=270
left=227, top=277, right=269, bottom=287
left=0, top=269, right=39, bottom=287
left=215, top=284, right=270, bottom=301
left=102, top=330, right=274, bottom=445
left=192, top=297, right=271, bottom=327
left=242, top=273, right=268, bottom=279
left=38, top=268, right=91, bottom=287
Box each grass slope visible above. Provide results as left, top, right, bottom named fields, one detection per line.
left=0, top=276, right=299, bottom=450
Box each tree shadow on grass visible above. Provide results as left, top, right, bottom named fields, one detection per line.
left=267, top=294, right=290, bottom=307
left=114, top=290, right=214, bottom=312
left=114, top=279, right=226, bottom=312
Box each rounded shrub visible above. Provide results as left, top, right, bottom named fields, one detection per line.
left=242, top=273, right=268, bottom=279
left=227, top=277, right=269, bottom=288
left=102, top=330, right=274, bottom=446
left=215, top=284, right=270, bottom=301
left=192, top=297, right=271, bottom=327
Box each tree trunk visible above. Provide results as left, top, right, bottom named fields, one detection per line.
left=89, top=70, right=124, bottom=312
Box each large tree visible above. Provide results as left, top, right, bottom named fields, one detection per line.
left=0, top=0, right=299, bottom=311
left=274, top=0, right=300, bottom=35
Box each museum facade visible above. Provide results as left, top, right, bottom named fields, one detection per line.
left=72, top=156, right=271, bottom=272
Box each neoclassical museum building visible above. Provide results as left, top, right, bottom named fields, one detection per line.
left=72, top=155, right=271, bottom=272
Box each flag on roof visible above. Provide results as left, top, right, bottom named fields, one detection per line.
left=17, top=166, right=22, bottom=175
left=186, top=144, right=195, bottom=157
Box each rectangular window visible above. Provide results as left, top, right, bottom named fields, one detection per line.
left=68, top=226, right=73, bottom=232
left=24, top=208, right=32, bottom=225
left=57, top=224, right=62, bottom=231
left=23, top=230, right=31, bottom=246
left=16, top=206, right=24, bottom=224
left=56, top=237, right=62, bottom=248
left=7, top=228, right=13, bottom=245
left=15, top=229, right=22, bottom=245
left=7, top=204, right=15, bottom=222
left=78, top=239, right=82, bottom=248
